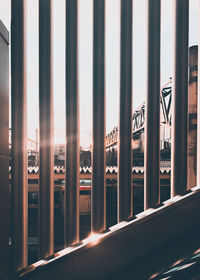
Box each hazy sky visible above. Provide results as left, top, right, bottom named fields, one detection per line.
left=0, top=0, right=198, bottom=148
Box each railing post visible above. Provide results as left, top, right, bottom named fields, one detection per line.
left=171, top=0, right=189, bottom=196
left=11, top=0, right=28, bottom=270
left=39, top=0, right=54, bottom=258
left=144, top=0, right=161, bottom=209
left=187, top=46, right=198, bottom=189
left=197, top=2, right=200, bottom=185
left=92, top=0, right=106, bottom=233
left=118, top=0, right=133, bottom=222
left=0, top=21, right=9, bottom=280
left=65, top=0, right=80, bottom=245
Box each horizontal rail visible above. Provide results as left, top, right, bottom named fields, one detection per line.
left=18, top=187, right=200, bottom=280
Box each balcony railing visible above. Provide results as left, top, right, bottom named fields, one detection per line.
left=1, top=0, right=200, bottom=279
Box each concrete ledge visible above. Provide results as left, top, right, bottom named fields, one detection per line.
left=18, top=187, right=200, bottom=280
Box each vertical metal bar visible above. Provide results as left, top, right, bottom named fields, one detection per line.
left=187, top=46, right=198, bottom=189
left=171, top=0, right=189, bottom=197
left=65, top=0, right=79, bottom=245
left=92, top=0, right=106, bottom=233
left=11, top=0, right=28, bottom=270
left=118, top=0, right=133, bottom=222
left=197, top=2, right=200, bottom=185
left=39, top=0, right=54, bottom=258
left=144, top=0, right=161, bottom=210
left=0, top=22, right=9, bottom=280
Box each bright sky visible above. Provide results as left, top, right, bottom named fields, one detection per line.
left=0, top=0, right=198, bottom=148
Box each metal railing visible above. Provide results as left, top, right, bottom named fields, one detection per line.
left=1, top=0, right=199, bottom=278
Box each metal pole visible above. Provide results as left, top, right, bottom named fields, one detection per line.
left=197, top=1, right=200, bottom=185
left=187, top=46, right=198, bottom=189
left=11, top=0, right=28, bottom=270
left=65, top=0, right=79, bottom=245
left=36, top=128, right=39, bottom=166
left=0, top=21, right=9, bottom=280
left=144, top=0, right=161, bottom=209
left=39, top=0, right=54, bottom=258
left=92, top=0, right=106, bottom=233
left=118, top=0, right=133, bottom=222
left=171, top=0, right=189, bottom=196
